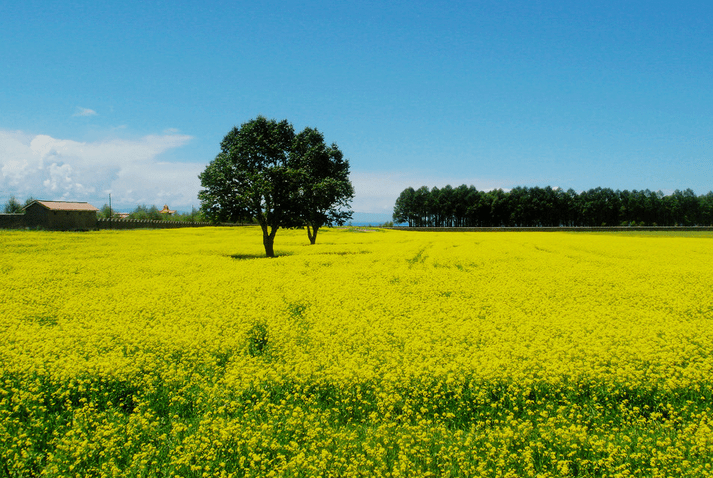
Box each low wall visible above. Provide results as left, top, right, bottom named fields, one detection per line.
left=97, top=218, right=215, bottom=229
left=96, top=218, right=247, bottom=229
left=0, top=215, right=248, bottom=230
left=0, top=214, right=26, bottom=229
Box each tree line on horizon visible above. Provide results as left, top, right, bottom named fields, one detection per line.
left=97, top=204, right=206, bottom=222
left=393, top=185, right=713, bottom=227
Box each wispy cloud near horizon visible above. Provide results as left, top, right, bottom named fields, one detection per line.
left=349, top=171, right=515, bottom=214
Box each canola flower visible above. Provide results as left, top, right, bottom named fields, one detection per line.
left=1, top=227, right=713, bottom=477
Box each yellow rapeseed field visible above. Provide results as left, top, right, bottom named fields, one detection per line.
left=1, top=227, right=712, bottom=477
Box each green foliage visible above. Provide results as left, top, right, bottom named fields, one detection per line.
left=394, top=185, right=713, bottom=227
left=106, top=205, right=206, bottom=222
left=90, top=203, right=207, bottom=222
left=2, top=196, right=23, bottom=214
left=290, top=127, right=354, bottom=244
left=177, top=206, right=205, bottom=223
left=246, top=323, right=269, bottom=357
left=199, top=116, right=354, bottom=255
left=96, top=203, right=116, bottom=219
left=199, top=116, right=298, bottom=257
left=128, top=204, right=163, bottom=221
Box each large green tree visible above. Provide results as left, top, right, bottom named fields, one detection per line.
left=290, top=127, right=354, bottom=244
left=199, top=117, right=353, bottom=256
left=199, top=117, right=299, bottom=257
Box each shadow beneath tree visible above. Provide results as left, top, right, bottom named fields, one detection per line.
left=312, top=251, right=372, bottom=256
left=229, top=252, right=294, bottom=260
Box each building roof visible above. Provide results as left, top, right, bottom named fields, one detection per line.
left=159, top=204, right=176, bottom=214
left=24, top=200, right=99, bottom=212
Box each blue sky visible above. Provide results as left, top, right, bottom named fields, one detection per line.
left=1, top=1, right=712, bottom=218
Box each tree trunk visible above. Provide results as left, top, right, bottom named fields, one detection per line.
left=263, top=234, right=275, bottom=257
left=260, top=222, right=277, bottom=257
left=306, top=224, right=319, bottom=245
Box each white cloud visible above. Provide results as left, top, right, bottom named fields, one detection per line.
left=350, top=171, right=512, bottom=214
left=44, top=163, right=74, bottom=192
left=0, top=129, right=201, bottom=210
left=73, top=107, right=98, bottom=117
left=0, top=130, right=517, bottom=215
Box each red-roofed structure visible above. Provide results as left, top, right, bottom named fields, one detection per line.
left=23, top=200, right=98, bottom=230
left=29, top=200, right=99, bottom=212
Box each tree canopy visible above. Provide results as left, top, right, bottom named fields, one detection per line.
left=291, top=127, right=354, bottom=244
left=2, top=196, right=35, bottom=214
left=199, top=117, right=353, bottom=256
left=393, top=185, right=713, bottom=227
left=2, top=196, right=23, bottom=214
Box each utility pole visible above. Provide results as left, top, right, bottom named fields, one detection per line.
left=109, top=193, right=112, bottom=230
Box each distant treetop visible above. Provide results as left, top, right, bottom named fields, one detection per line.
left=393, top=185, right=713, bottom=227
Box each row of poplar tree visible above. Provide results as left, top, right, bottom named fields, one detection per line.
left=393, top=185, right=713, bottom=227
